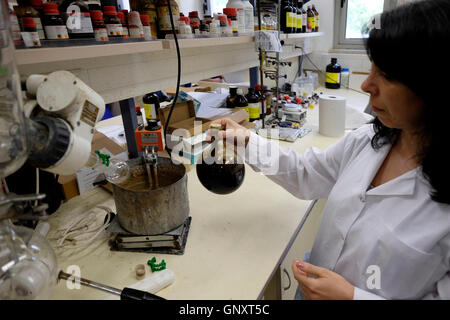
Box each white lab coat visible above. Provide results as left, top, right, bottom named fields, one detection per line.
left=245, top=124, right=450, bottom=300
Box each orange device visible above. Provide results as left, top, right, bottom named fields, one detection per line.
left=135, top=120, right=165, bottom=152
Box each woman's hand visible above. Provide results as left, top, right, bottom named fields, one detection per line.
left=292, top=260, right=355, bottom=300
left=206, top=118, right=251, bottom=148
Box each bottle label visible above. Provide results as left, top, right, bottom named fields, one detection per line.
left=326, top=72, right=341, bottom=85
left=248, top=103, right=260, bottom=119
left=143, top=26, right=152, bottom=40
left=21, top=31, right=41, bottom=47
left=123, top=27, right=129, bottom=38
left=67, top=13, right=94, bottom=34
left=29, top=18, right=45, bottom=39
left=94, top=28, right=108, bottom=41
left=308, top=17, right=315, bottom=30
left=157, top=6, right=180, bottom=31
left=231, top=20, right=238, bottom=34
left=244, top=8, right=253, bottom=33
left=286, top=12, right=293, bottom=28
left=129, top=25, right=144, bottom=38
left=297, top=15, right=302, bottom=29
left=44, top=25, right=69, bottom=40
left=315, top=16, right=319, bottom=29
left=236, top=8, right=245, bottom=34
left=144, top=103, right=157, bottom=120
left=106, top=24, right=124, bottom=36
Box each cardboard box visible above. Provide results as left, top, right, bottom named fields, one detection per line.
left=165, top=86, right=212, bottom=96
left=58, top=130, right=126, bottom=200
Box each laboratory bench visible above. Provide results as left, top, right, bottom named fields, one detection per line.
left=46, top=87, right=369, bottom=300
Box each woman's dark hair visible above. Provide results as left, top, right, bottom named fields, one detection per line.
left=365, top=0, right=450, bottom=204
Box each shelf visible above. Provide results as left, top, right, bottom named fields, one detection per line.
left=161, top=35, right=254, bottom=49
left=280, top=32, right=324, bottom=40
left=15, top=40, right=164, bottom=65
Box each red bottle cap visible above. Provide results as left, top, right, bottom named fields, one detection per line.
left=90, top=10, right=104, bottom=22
left=31, top=0, right=43, bottom=9
left=140, top=14, right=150, bottom=25
left=192, top=20, right=199, bottom=28
left=284, top=95, right=290, bottom=101
left=254, top=84, right=262, bottom=91
left=117, top=11, right=126, bottom=23
left=135, top=106, right=141, bottom=113
left=223, top=8, right=237, bottom=17
left=179, top=16, right=190, bottom=25
left=104, top=6, right=117, bottom=15
left=295, top=97, right=302, bottom=104
left=43, top=2, right=60, bottom=14
left=22, top=17, right=36, bottom=29
left=188, top=11, right=198, bottom=18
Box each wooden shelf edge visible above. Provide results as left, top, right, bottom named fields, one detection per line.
left=162, top=35, right=254, bottom=49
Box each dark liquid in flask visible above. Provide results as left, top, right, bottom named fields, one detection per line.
left=196, top=163, right=245, bottom=195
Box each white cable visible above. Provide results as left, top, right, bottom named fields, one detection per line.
left=53, top=206, right=114, bottom=250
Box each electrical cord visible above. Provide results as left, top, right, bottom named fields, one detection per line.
left=163, top=0, right=182, bottom=157
left=295, top=46, right=370, bottom=97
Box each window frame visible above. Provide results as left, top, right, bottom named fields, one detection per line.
left=334, top=0, right=397, bottom=50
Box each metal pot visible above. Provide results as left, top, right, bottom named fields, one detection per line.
left=112, top=157, right=189, bottom=235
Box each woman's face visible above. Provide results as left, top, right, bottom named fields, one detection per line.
left=361, top=62, right=424, bottom=131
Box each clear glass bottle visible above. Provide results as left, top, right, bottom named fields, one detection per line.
left=85, top=150, right=130, bottom=184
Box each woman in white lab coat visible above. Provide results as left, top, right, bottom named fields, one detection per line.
left=211, top=0, right=450, bottom=300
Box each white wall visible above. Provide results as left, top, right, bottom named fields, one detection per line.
left=179, top=0, right=205, bottom=19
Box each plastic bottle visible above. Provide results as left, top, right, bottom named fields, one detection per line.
left=59, top=0, right=95, bottom=39
left=341, top=68, right=350, bottom=89
left=143, top=92, right=160, bottom=121
left=103, top=6, right=123, bottom=38
left=117, top=11, right=129, bottom=38
left=245, top=87, right=260, bottom=122
left=223, top=8, right=239, bottom=36
left=226, top=0, right=245, bottom=35
left=141, top=0, right=158, bottom=38
left=20, top=16, right=41, bottom=47
left=312, top=5, right=319, bottom=32
left=156, top=0, right=180, bottom=39
left=192, top=20, right=200, bottom=36
left=15, top=0, right=45, bottom=39
left=41, top=3, right=69, bottom=40
left=307, top=5, right=315, bottom=33
left=90, top=10, right=108, bottom=41
left=128, top=11, right=144, bottom=38
left=325, top=58, right=341, bottom=89
left=217, top=13, right=228, bottom=36
left=139, top=14, right=152, bottom=40
left=209, top=19, right=220, bottom=38
left=241, top=0, right=254, bottom=35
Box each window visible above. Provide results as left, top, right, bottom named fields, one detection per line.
left=334, top=0, right=398, bottom=49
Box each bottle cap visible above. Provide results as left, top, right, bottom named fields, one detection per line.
left=342, top=68, right=349, bottom=72
left=128, top=11, right=141, bottom=25
left=104, top=6, right=117, bottom=15
left=90, top=10, right=104, bottom=22
left=31, top=0, right=43, bottom=9
left=179, top=16, right=190, bottom=25
left=22, top=17, right=36, bottom=29
left=117, top=11, right=126, bottom=24
left=331, top=58, right=337, bottom=64
left=189, top=11, right=199, bottom=18
left=223, top=8, right=237, bottom=17
left=43, top=2, right=59, bottom=14
left=140, top=14, right=150, bottom=25
left=254, top=84, right=262, bottom=91
left=229, top=86, right=238, bottom=95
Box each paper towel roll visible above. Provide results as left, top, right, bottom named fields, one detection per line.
left=319, top=95, right=346, bottom=137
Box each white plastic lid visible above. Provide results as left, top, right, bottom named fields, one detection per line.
left=237, top=88, right=243, bottom=95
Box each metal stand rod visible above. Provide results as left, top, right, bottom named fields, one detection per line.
left=119, top=98, right=139, bottom=159
left=59, top=271, right=122, bottom=296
